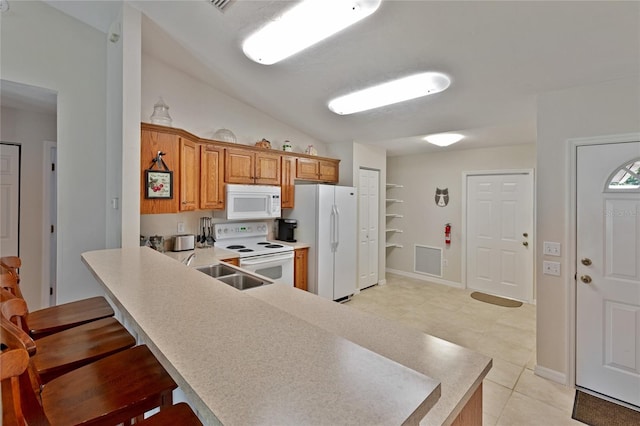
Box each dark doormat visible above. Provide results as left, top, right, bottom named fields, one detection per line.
left=572, top=390, right=640, bottom=425
left=470, top=292, right=523, bottom=308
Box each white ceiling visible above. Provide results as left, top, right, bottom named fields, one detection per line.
left=40, top=1, right=640, bottom=156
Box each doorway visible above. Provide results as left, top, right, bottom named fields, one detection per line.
left=0, top=143, right=21, bottom=257
left=358, top=168, right=379, bottom=289
left=464, top=171, right=534, bottom=302
left=575, top=141, right=640, bottom=406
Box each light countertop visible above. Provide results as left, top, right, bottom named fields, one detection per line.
left=163, top=247, right=239, bottom=266
left=247, top=285, right=492, bottom=426
left=82, top=247, right=441, bottom=426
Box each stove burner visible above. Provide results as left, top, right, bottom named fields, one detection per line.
left=227, top=245, right=246, bottom=249
left=265, top=244, right=283, bottom=248
left=238, top=249, right=254, bottom=253
left=257, top=242, right=270, bottom=245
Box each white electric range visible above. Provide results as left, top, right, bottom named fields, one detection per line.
left=214, top=222, right=294, bottom=286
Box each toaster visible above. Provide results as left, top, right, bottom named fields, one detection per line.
left=173, top=234, right=195, bottom=252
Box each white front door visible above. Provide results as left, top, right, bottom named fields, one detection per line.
left=466, top=172, right=534, bottom=302
left=576, top=141, right=640, bottom=406
left=358, top=169, right=379, bottom=289
left=0, top=144, right=20, bottom=257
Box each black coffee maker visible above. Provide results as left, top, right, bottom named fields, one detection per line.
left=275, top=218, right=297, bottom=242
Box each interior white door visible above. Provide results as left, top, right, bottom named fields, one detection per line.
left=576, top=141, right=640, bottom=406
left=466, top=173, right=533, bottom=301
left=358, top=169, right=379, bottom=289
left=0, top=144, right=20, bottom=257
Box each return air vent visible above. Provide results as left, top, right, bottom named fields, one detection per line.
left=414, top=245, right=442, bottom=277
left=209, top=0, right=235, bottom=12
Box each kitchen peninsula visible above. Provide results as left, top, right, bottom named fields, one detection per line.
left=82, top=247, right=490, bottom=425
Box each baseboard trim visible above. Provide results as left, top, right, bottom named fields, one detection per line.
left=378, top=279, right=387, bottom=286
left=534, top=365, right=567, bottom=385
left=386, top=268, right=463, bottom=289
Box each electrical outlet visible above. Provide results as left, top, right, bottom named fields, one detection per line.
left=543, top=261, right=561, bottom=276
left=177, top=222, right=185, bottom=233
left=543, top=241, right=561, bottom=257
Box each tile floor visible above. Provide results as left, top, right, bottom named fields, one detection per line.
left=347, top=273, right=583, bottom=425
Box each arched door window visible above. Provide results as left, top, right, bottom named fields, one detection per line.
left=605, top=157, right=640, bottom=192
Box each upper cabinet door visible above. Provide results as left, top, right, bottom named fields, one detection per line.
left=281, top=155, right=296, bottom=209
left=225, top=148, right=255, bottom=184
left=140, top=128, right=180, bottom=214
left=200, top=144, right=225, bottom=210
left=296, top=158, right=321, bottom=180
left=255, top=152, right=281, bottom=185
left=319, top=160, right=339, bottom=183
left=179, top=137, right=199, bottom=211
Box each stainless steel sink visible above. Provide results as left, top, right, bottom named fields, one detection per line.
left=217, top=274, right=266, bottom=290
left=195, top=264, right=237, bottom=278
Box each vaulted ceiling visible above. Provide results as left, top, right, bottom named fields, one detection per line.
left=42, top=1, right=640, bottom=155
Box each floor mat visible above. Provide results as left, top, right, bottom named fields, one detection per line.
left=470, top=292, right=522, bottom=308
left=572, top=390, right=640, bottom=425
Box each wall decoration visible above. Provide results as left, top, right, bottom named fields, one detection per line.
left=145, top=151, right=173, bottom=199
left=435, top=188, right=449, bottom=207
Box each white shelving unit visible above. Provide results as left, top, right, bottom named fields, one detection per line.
left=385, top=183, right=403, bottom=250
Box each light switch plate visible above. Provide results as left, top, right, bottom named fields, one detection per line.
left=543, top=241, right=561, bottom=257
left=177, top=222, right=185, bottom=233
left=543, top=261, right=561, bottom=276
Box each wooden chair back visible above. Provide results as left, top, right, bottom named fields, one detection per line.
left=0, top=288, right=30, bottom=336
left=1, top=318, right=51, bottom=426
left=0, top=269, right=24, bottom=300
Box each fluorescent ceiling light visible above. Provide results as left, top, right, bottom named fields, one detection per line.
left=328, top=72, right=451, bottom=115
left=423, top=133, right=464, bottom=147
left=243, top=0, right=382, bottom=65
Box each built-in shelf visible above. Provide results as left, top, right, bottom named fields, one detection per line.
left=385, top=243, right=404, bottom=248
left=385, top=183, right=403, bottom=252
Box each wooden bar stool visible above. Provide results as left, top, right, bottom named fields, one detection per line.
left=138, top=403, right=203, bottom=425
left=0, top=268, right=115, bottom=338
left=2, top=318, right=178, bottom=426
left=1, top=291, right=136, bottom=383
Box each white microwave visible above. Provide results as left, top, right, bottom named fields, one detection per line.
left=220, top=184, right=281, bottom=220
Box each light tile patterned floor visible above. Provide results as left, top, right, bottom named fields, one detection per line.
left=347, top=273, right=582, bottom=425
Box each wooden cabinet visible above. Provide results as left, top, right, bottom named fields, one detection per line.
left=294, top=247, right=309, bottom=291
left=225, top=148, right=281, bottom=185
left=200, top=144, right=225, bottom=210
left=179, top=137, right=199, bottom=211
left=219, top=257, right=239, bottom=266
left=140, top=128, right=181, bottom=214
left=296, top=158, right=339, bottom=183
left=281, top=156, right=296, bottom=209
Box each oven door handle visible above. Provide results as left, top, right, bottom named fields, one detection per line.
left=239, top=252, right=294, bottom=266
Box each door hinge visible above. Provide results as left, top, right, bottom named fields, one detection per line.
left=51, top=225, right=54, bottom=233
left=49, top=287, right=53, bottom=296
left=574, top=273, right=577, bottom=281
left=51, top=163, right=55, bottom=172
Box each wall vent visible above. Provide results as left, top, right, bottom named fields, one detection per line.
left=209, top=0, right=235, bottom=12
left=414, top=245, right=442, bottom=277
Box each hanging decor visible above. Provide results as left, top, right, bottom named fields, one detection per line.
left=145, top=151, right=173, bottom=199
left=435, top=188, right=449, bottom=207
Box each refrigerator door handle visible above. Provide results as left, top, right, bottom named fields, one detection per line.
left=334, top=204, right=340, bottom=250
left=330, top=205, right=336, bottom=251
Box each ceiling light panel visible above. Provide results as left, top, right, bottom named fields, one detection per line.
left=423, top=133, right=464, bottom=147
left=328, top=72, right=451, bottom=115
left=243, top=0, right=382, bottom=65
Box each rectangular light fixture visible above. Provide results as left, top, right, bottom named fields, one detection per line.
left=328, top=72, right=451, bottom=115
left=423, top=133, right=464, bottom=147
left=242, top=0, right=381, bottom=65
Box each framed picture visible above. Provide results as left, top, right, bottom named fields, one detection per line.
left=145, top=169, right=173, bottom=199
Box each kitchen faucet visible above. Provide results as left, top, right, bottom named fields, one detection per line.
left=183, top=253, right=196, bottom=266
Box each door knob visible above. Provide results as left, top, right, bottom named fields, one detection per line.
left=581, top=258, right=592, bottom=266
left=522, top=241, right=529, bottom=247
left=580, top=275, right=592, bottom=284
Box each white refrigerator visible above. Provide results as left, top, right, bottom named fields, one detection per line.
left=285, top=185, right=357, bottom=301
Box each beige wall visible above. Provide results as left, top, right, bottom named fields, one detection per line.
left=386, top=144, right=536, bottom=285
left=536, top=76, right=640, bottom=381
left=1, top=106, right=57, bottom=309
left=1, top=0, right=108, bottom=305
